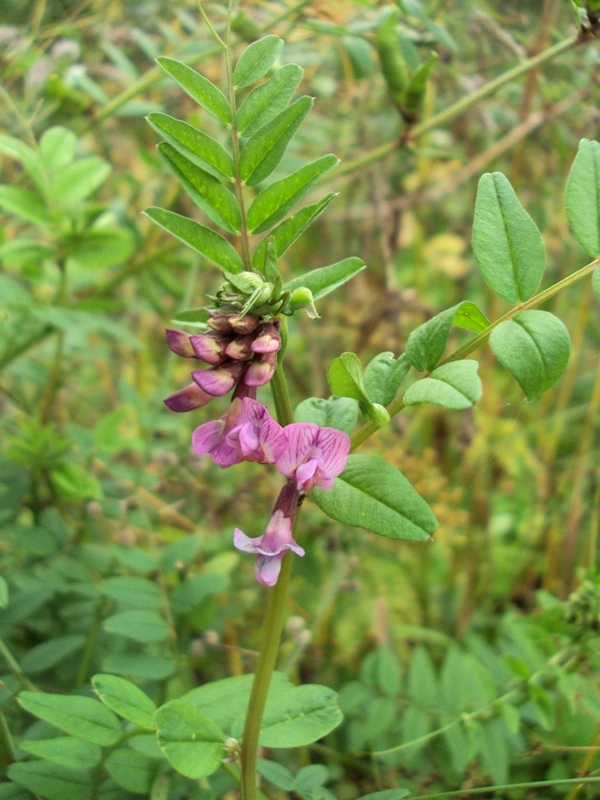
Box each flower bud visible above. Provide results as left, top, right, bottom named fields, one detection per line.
left=285, top=287, right=319, bottom=319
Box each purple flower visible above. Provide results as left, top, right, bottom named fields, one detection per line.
left=164, top=382, right=213, bottom=412
left=192, top=397, right=286, bottom=468
left=234, top=483, right=304, bottom=586
left=276, top=423, right=350, bottom=492
left=192, top=360, right=244, bottom=397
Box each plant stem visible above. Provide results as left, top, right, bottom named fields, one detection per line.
left=0, top=637, right=36, bottom=691
left=373, top=646, right=577, bottom=758
left=240, top=551, right=294, bottom=800
left=239, top=361, right=295, bottom=798
left=0, top=711, right=15, bottom=775
left=350, top=257, right=600, bottom=451
left=226, top=2, right=252, bottom=270
left=332, top=33, right=581, bottom=180
left=409, top=776, right=600, bottom=800
left=75, top=598, right=107, bottom=687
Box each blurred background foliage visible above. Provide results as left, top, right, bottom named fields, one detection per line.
left=1, top=0, right=600, bottom=797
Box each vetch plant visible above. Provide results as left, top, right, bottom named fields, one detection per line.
left=3, top=5, right=600, bottom=800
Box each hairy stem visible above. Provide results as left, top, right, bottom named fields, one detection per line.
left=350, top=257, right=600, bottom=450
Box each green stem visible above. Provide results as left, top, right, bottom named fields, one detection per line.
left=332, top=33, right=581, bottom=180
left=75, top=599, right=107, bottom=687
left=0, top=325, right=54, bottom=372
left=350, top=256, right=600, bottom=451
left=373, top=646, right=577, bottom=757
left=226, top=2, right=252, bottom=270
left=239, top=362, right=295, bottom=799
left=0, top=637, right=36, bottom=691
left=0, top=711, right=15, bottom=775
left=240, top=552, right=294, bottom=800
left=195, top=0, right=227, bottom=49
left=409, top=776, right=600, bottom=800
left=90, top=728, right=150, bottom=800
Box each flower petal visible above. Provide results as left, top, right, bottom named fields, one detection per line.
left=192, top=362, right=242, bottom=396
left=244, top=353, right=277, bottom=387
left=165, top=329, right=196, bottom=358
left=164, top=383, right=212, bottom=412
left=190, top=333, right=229, bottom=365
left=191, top=419, right=225, bottom=455
left=315, top=427, right=351, bottom=479
left=276, top=422, right=319, bottom=479
left=295, top=459, right=320, bottom=492
left=233, top=528, right=262, bottom=553
left=225, top=334, right=254, bottom=361
left=251, top=323, right=281, bottom=354
left=255, top=554, right=284, bottom=586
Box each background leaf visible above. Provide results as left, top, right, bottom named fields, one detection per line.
left=294, top=396, right=358, bottom=434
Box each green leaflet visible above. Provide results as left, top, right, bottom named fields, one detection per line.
left=21, top=634, right=85, bottom=675
left=18, top=692, right=121, bottom=746
left=105, top=748, right=156, bottom=794
left=406, top=301, right=489, bottom=371
left=363, top=352, right=410, bottom=406
left=252, top=193, right=336, bottom=269
left=7, top=763, right=91, bottom=800
left=39, top=126, right=77, bottom=171
left=19, top=738, right=101, bottom=770
left=155, top=699, right=225, bottom=779
left=403, top=360, right=482, bottom=410
left=103, top=609, right=170, bottom=643
left=147, top=112, right=233, bottom=181
left=294, top=396, right=359, bottom=435
left=327, top=351, right=389, bottom=425
left=565, top=138, right=600, bottom=257
left=158, top=143, right=241, bottom=234
left=100, top=575, right=162, bottom=608
left=250, top=685, right=343, bottom=748
left=284, top=256, right=366, bottom=302
left=237, top=63, right=303, bottom=137
left=592, top=268, right=600, bottom=299
left=314, top=454, right=437, bottom=541
left=92, top=673, right=157, bottom=729
left=157, top=56, right=231, bottom=124
left=49, top=157, right=111, bottom=205
left=144, top=207, right=244, bottom=273
left=239, top=97, right=313, bottom=186
left=472, top=172, right=545, bottom=304
left=489, top=310, right=570, bottom=398
left=0, top=186, right=49, bottom=226
left=233, top=35, right=283, bottom=89
left=247, top=154, right=339, bottom=233
left=169, top=572, right=228, bottom=614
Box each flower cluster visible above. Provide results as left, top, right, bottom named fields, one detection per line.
left=164, top=313, right=281, bottom=413
left=164, top=313, right=350, bottom=586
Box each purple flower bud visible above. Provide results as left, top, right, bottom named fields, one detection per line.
left=276, top=423, right=350, bottom=493
left=165, top=329, right=197, bottom=358
left=251, top=322, right=281, bottom=354
left=192, top=361, right=243, bottom=397
left=190, top=332, right=232, bottom=365
left=231, top=314, right=260, bottom=334
left=234, top=483, right=304, bottom=586
left=164, top=382, right=213, bottom=412
left=207, top=312, right=235, bottom=332
left=245, top=351, right=277, bottom=387
left=225, top=334, right=255, bottom=361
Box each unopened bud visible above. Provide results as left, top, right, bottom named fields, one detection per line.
left=362, top=402, right=390, bottom=427
left=286, top=287, right=319, bottom=319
